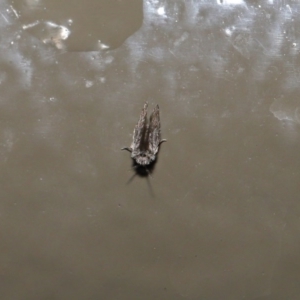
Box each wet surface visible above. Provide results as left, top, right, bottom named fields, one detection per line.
left=1, top=0, right=300, bottom=299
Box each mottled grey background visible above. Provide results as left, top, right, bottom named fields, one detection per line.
left=0, top=0, right=300, bottom=299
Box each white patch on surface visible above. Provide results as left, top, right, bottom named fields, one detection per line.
left=217, top=0, right=245, bottom=5
left=10, top=5, right=19, bottom=18
left=85, top=80, right=93, bottom=88
left=97, top=40, right=109, bottom=50
left=22, top=20, right=40, bottom=30
left=270, top=98, right=300, bottom=124
left=157, top=6, right=165, bottom=16
left=22, top=21, right=72, bottom=49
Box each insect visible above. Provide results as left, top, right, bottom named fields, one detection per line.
left=122, top=102, right=166, bottom=169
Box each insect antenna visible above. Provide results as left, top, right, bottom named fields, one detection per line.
left=159, top=139, right=167, bottom=146
left=126, top=172, right=137, bottom=185
left=146, top=175, right=155, bottom=198
left=121, top=147, right=132, bottom=152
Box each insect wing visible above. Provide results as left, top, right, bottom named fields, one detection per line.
left=131, top=102, right=148, bottom=151
left=148, top=104, right=161, bottom=155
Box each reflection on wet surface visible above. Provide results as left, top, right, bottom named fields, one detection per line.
left=14, top=0, right=143, bottom=51
left=1, top=0, right=300, bottom=299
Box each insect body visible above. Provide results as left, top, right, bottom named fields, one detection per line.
left=122, top=102, right=166, bottom=167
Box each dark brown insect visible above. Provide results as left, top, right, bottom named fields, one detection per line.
left=122, top=102, right=166, bottom=168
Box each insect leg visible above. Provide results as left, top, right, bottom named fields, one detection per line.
left=121, top=147, right=132, bottom=152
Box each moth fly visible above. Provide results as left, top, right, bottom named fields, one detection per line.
left=122, top=102, right=166, bottom=170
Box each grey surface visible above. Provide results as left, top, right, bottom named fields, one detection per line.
left=1, top=0, right=300, bottom=299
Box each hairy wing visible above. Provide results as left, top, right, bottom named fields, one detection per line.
left=130, top=102, right=148, bottom=151
left=148, top=104, right=161, bottom=155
